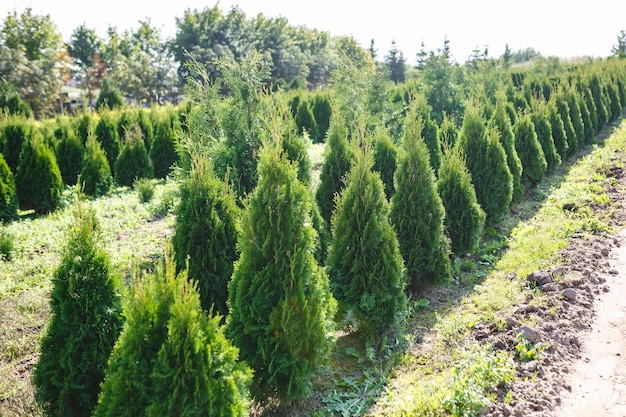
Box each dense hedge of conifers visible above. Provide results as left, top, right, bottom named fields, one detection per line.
left=5, top=57, right=626, bottom=415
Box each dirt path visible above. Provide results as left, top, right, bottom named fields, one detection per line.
left=555, top=228, right=626, bottom=417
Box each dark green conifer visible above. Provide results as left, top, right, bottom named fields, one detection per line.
left=576, top=91, right=594, bottom=146
left=15, top=134, right=63, bottom=213
left=94, top=110, right=120, bottom=174
left=589, top=73, right=609, bottom=131
left=311, top=93, right=332, bottom=142
left=55, top=128, right=85, bottom=186
left=554, top=91, right=578, bottom=158
left=438, top=113, right=459, bottom=149
left=34, top=205, right=123, bottom=417
left=530, top=99, right=561, bottom=172
left=80, top=134, right=112, bottom=197
left=114, top=125, right=153, bottom=187
left=548, top=99, right=569, bottom=160
left=390, top=109, right=450, bottom=289
left=1, top=115, right=32, bottom=173
left=94, top=254, right=251, bottom=417
left=606, top=81, right=622, bottom=122
left=488, top=92, right=524, bottom=202
left=514, top=113, right=547, bottom=187
left=172, top=156, right=239, bottom=317
left=410, top=94, right=441, bottom=172
left=315, top=107, right=354, bottom=229
left=149, top=111, right=178, bottom=179
left=95, top=78, right=124, bottom=111
left=458, top=103, right=513, bottom=221
left=0, top=153, right=18, bottom=221
left=74, top=112, right=96, bottom=145
left=227, top=138, right=336, bottom=401
left=294, top=100, right=319, bottom=141
left=372, top=125, right=398, bottom=199
left=326, top=137, right=406, bottom=333
left=437, top=146, right=485, bottom=255
left=565, top=88, right=585, bottom=151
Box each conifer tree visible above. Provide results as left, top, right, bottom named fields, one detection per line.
left=294, top=100, right=319, bottom=141
left=80, top=134, right=112, bottom=197
left=576, top=90, right=594, bottom=146
left=372, top=125, right=397, bottom=200
left=226, top=137, right=336, bottom=401
left=606, top=80, right=622, bottom=122
left=589, top=73, right=609, bottom=131
left=94, top=110, right=120, bottom=173
left=326, top=132, right=406, bottom=333
left=114, top=124, right=153, bottom=187
left=554, top=91, right=578, bottom=158
left=172, top=156, right=239, bottom=317
left=565, top=88, right=585, bottom=151
left=488, top=92, right=524, bottom=202
left=410, top=94, right=441, bottom=172
left=390, top=108, right=450, bottom=289
left=94, top=254, right=251, bottom=417
left=74, top=112, right=96, bottom=145
left=315, top=107, right=354, bottom=228
left=34, top=205, right=123, bottom=417
left=55, top=128, right=84, bottom=186
left=0, top=153, right=18, bottom=221
left=514, top=113, right=547, bottom=187
left=437, top=146, right=485, bottom=255
left=548, top=99, right=569, bottom=160
left=438, top=113, right=459, bottom=149
left=15, top=134, right=63, bottom=213
left=458, top=103, right=513, bottom=221
left=1, top=115, right=32, bottom=173
left=311, top=92, right=332, bottom=142
left=530, top=99, right=561, bottom=172
left=149, top=111, right=178, bottom=179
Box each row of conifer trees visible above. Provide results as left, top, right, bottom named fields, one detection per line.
left=27, top=56, right=626, bottom=416
left=0, top=105, right=181, bottom=219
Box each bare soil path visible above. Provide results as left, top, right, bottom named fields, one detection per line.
left=556, top=228, right=626, bottom=417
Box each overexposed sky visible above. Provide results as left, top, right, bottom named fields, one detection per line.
left=1, top=0, right=625, bottom=63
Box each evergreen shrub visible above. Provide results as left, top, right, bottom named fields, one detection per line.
left=514, top=113, right=547, bottom=187
left=0, top=153, right=18, bottom=221
left=114, top=125, right=153, bottom=187
left=80, top=134, right=112, bottom=197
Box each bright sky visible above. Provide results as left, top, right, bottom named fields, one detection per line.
left=2, top=0, right=625, bottom=63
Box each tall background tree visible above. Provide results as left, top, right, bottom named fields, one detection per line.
left=68, top=24, right=105, bottom=108
left=0, top=8, right=71, bottom=118
left=385, top=40, right=406, bottom=84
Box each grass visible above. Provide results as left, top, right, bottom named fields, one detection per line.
left=1, top=119, right=625, bottom=416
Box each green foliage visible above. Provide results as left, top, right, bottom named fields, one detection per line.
left=55, top=127, right=85, bottom=185
left=589, top=73, right=609, bottom=131
left=15, top=133, right=63, bottom=213
left=134, top=177, right=155, bottom=203
left=439, top=113, right=459, bottom=149
left=137, top=108, right=155, bottom=151
left=93, top=254, right=251, bottom=417
left=565, top=88, right=585, bottom=151
left=311, top=92, right=332, bottom=142
left=410, top=94, right=442, bottom=172
left=172, top=156, right=239, bottom=317
left=315, top=107, right=354, bottom=228
left=294, top=100, right=319, bottom=141
left=390, top=109, right=451, bottom=288
left=0, top=152, right=18, bottom=221
left=554, top=91, right=578, bottom=158
left=514, top=113, right=547, bottom=187
left=80, top=134, right=112, bottom=197
left=0, top=223, right=15, bottom=260
left=94, top=110, right=120, bottom=173
left=0, top=87, right=32, bottom=117
left=530, top=100, right=561, bottom=172
left=1, top=115, right=32, bottom=173
left=74, top=112, right=96, bottom=144
left=114, top=125, right=153, bottom=187
left=95, top=78, right=124, bottom=111
left=548, top=99, right=569, bottom=161
left=437, top=146, right=486, bottom=255
left=576, top=90, right=594, bottom=146
left=34, top=205, right=123, bottom=417
left=458, top=103, right=513, bottom=221
left=606, top=80, right=622, bottom=122
left=372, top=126, right=397, bottom=199
left=227, top=139, right=336, bottom=401
left=276, top=100, right=312, bottom=186
left=116, top=108, right=139, bottom=142
left=487, top=92, right=523, bottom=203
left=150, top=111, right=178, bottom=179
left=327, top=141, right=406, bottom=334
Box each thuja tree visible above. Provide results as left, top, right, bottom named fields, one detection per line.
left=437, top=146, right=485, bottom=255
left=438, top=113, right=459, bottom=149
left=390, top=109, right=450, bottom=289
left=548, top=98, right=569, bottom=161
left=410, top=94, right=441, bottom=172
left=55, top=127, right=84, bottom=186
left=372, top=125, right=397, bottom=200
left=575, top=89, right=594, bottom=146
left=529, top=99, right=561, bottom=172
left=487, top=91, right=523, bottom=203
left=554, top=91, right=578, bottom=158
left=315, top=106, right=354, bottom=229
left=150, top=111, right=178, bottom=179
left=589, top=72, right=609, bottom=132
left=80, top=134, right=112, bottom=197
left=15, top=134, right=63, bottom=213
left=0, top=153, right=18, bottom=221
left=93, top=255, right=251, bottom=417
left=74, top=112, right=96, bottom=144
left=458, top=103, right=513, bottom=221
left=606, top=80, right=622, bottom=122
left=326, top=137, right=406, bottom=334
left=226, top=139, right=336, bottom=401
left=34, top=205, right=123, bottom=417
left=564, top=87, right=585, bottom=151
left=114, top=125, right=153, bottom=187
left=1, top=115, right=32, bottom=173
left=94, top=110, right=121, bottom=173
left=171, top=156, right=239, bottom=317
left=513, top=113, right=547, bottom=187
